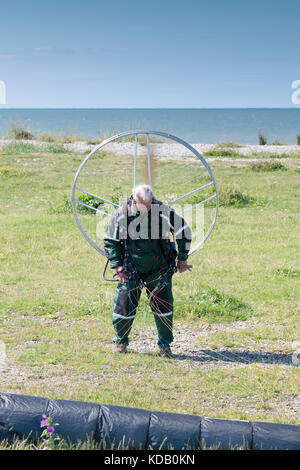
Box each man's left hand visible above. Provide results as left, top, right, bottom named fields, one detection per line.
left=177, top=260, right=193, bottom=273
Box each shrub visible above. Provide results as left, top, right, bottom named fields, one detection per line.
left=77, top=193, right=104, bottom=214
left=5, top=123, right=35, bottom=140
left=258, top=132, right=267, bottom=145
left=297, top=134, right=300, bottom=145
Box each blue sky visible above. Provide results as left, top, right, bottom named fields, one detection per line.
left=0, top=0, right=299, bottom=108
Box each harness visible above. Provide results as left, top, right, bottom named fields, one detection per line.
left=103, top=199, right=178, bottom=287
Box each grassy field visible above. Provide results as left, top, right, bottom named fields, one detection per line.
left=0, top=143, right=299, bottom=442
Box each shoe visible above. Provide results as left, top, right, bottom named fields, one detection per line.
left=115, top=342, right=127, bottom=354
left=158, top=345, right=173, bottom=359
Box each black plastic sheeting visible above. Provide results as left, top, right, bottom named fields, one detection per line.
left=0, top=393, right=299, bottom=450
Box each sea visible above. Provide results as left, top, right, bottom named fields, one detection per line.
left=0, top=108, right=300, bottom=144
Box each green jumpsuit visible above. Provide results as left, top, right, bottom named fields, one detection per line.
left=104, top=198, right=191, bottom=347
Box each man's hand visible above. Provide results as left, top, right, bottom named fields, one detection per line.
left=115, top=266, right=126, bottom=283
left=177, top=260, right=193, bottom=273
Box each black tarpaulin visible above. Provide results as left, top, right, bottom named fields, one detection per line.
left=0, top=393, right=299, bottom=450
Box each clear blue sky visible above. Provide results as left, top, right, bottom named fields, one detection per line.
left=0, top=0, right=299, bottom=108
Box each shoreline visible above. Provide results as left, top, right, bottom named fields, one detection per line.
left=1, top=138, right=300, bottom=158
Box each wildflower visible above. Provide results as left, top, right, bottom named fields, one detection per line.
left=39, top=413, right=60, bottom=450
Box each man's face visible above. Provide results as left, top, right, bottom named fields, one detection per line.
left=133, top=198, right=152, bottom=213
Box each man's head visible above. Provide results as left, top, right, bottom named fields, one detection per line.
left=132, top=184, right=153, bottom=212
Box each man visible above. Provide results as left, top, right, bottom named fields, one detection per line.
left=104, top=184, right=192, bottom=358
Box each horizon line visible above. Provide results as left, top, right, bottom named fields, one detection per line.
left=0, top=106, right=300, bottom=110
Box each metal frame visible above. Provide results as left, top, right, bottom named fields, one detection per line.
left=71, top=130, right=218, bottom=257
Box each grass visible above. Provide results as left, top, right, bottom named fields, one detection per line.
left=214, top=141, right=241, bottom=148
left=2, top=123, right=166, bottom=147
left=203, top=149, right=300, bottom=160
left=217, top=183, right=257, bottom=206
left=0, top=435, right=239, bottom=450
left=203, top=149, right=241, bottom=158
left=275, top=268, right=300, bottom=278
left=0, top=145, right=299, bottom=436
left=250, top=161, right=288, bottom=172
left=0, top=166, right=26, bottom=177
left=177, top=288, right=254, bottom=322
left=0, top=141, right=70, bottom=155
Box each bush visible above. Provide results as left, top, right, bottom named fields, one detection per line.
left=297, top=134, right=300, bottom=145
left=77, top=193, right=104, bottom=213
left=5, top=124, right=35, bottom=140
left=258, top=132, right=267, bottom=145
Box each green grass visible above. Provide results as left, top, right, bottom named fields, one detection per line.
left=275, top=268, right=300, bottom=278
left=0, top=147, right=299, bottom=430
left=0, top=141, right=70, bottom=155
left=177, top=288, right=254, bottom=322
left=203, top=149, right=241, bottom=158
left=0, top=435, right=237, bottom=450
left=203, top=149, right=300, bottom=160
left=250, top=161, right=288, bottom=172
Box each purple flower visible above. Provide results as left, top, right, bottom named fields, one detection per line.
left=42, top=414, right=47, bottom=419
left=40, top=419, right=48, bottom=427
left=47, top=426, right=55, bottom=434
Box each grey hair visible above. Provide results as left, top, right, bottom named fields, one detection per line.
left=132, top=184, right=153, bottom=202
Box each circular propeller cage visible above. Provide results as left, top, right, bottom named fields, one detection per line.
left=71, top=130, right=218, bottom=257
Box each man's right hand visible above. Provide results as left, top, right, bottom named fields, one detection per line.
left=115, top=266, right=126, bottom=283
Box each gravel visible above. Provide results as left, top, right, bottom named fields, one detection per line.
left=128, top=322, right=295, bottom=369
left=1, top=139, right=300, bottom=160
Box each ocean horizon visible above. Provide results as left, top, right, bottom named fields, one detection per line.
left=0, top=108, right=300, bottom=144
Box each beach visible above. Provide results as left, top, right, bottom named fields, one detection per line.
left=1, top=138, right=300, bottom=161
